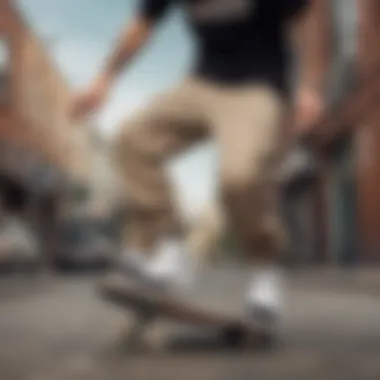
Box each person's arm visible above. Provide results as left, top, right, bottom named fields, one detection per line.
left=100, top=18, right=154, bottom=85
left=294, top=0, right=332, bottom=94
left=289, top=0, right=333, bottom=133
left=71, top=0, right=173, bottom=119
left=98, top=0, right=173, bottom=86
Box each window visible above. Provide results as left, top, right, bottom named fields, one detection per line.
left=0, top=37, right=10, bottom=103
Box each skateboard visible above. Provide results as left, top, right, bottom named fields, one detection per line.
left=99, top=275, right=273, bottom=350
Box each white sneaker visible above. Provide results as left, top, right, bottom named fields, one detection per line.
left=145, top=239, right=196, bottom=292
left=245, top=266, right=284, bottom=329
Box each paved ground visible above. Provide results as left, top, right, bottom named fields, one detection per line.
left=1, top=269, right=380, bottom=380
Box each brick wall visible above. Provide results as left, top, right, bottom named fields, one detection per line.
left=355, top=0, right=380, bottom=261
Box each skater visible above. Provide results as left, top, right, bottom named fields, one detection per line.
left=71, top=0, right=331, bottom=329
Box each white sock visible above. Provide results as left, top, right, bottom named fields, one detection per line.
left=246, top=266, right=284, bottom=312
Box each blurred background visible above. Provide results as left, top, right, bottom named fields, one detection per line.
left=2, top=0, right=380, bottom=379
left=0, top=0, right=379, bottom=273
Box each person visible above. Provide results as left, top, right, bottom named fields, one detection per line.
left=71, top=0, right=330, bottom=329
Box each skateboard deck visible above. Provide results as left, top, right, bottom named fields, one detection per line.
left=99, top=275, right=273, bottom=348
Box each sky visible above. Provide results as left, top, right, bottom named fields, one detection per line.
left=16, top=0, right=218, bottom=218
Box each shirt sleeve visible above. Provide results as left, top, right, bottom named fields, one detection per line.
left=138, top=0, right=173, bottom=21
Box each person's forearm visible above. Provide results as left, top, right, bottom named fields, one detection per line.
left=296, top=0, right=332, bottom=94
left=100, top=17, right=154, bottom=83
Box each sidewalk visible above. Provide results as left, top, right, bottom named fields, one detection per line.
left=288, top=267, right=380, bottom=295
left=1, top=266, right=380, bottom=298
left=2, top=272, right=380, bottom=380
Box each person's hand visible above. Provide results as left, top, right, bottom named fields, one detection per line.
left=70, top=74, right=112, bottom=121
left=294, top=85, right=325, bottom=137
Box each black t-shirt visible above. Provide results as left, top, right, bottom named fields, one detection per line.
left=139, top=0, right=308, bottom=95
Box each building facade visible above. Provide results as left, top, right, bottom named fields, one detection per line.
left=290, top=0, right=380, bottom=265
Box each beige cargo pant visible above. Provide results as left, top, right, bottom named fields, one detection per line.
left=112, top=77, right=287, bottom=262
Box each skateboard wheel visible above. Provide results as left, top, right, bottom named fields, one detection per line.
left=220, top=325, right=247, bottom=347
